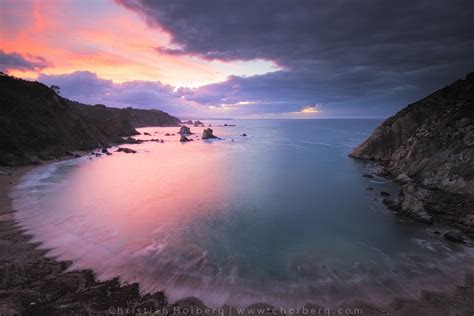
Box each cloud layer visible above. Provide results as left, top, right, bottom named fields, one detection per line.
left=3, top=1, right=473, bottom=118
left=116, top=0, right=474, bottom=117
left=0, top=50, right=50, bottom=72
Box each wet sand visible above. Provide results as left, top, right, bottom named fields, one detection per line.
left=1, top=164, right=474, bottom=315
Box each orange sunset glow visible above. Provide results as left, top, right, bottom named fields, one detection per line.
left=0, top=0, right=277, bottom=88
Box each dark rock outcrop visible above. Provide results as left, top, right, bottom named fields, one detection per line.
left=351, top=72, right=474, bottom=235
left=202, top=128, right=218, bottom=140
left=0, top=75, right=181, bottom=166
left=180, top=135, right=191, bottom=142
left=193, top=120, right=204, bottom=127
left=116, top=147, right=137, bottom=154
left=351, top=72, right=474, bottom=195
left=178, top=126, right=192, bottom=135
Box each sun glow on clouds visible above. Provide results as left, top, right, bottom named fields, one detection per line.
left=300, top=105, right=321, bottom=114
left=0, top=0, right=278, bottom=88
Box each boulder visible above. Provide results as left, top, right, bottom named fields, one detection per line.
left=241, top=133, right=247, bottom=136
left=144, top=132, right=151, bottom=136
left=101, top=148, right=109, bottom=154
left=193, top=120, right=204, bottom=127
left=444, top=230, right=464, bottom=243
left=179, top=126, right=192, bottom=135
left=398, top=184, right=433, bottom=224
left=202, top=128, right=218, bottom=140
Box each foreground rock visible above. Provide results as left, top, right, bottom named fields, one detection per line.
left=202, top=128, right=219, bottom=139
left=351, top=72, right=474, bottom=237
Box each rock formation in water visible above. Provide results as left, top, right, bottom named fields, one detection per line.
left=202, top=128, right=218, bottom=139
left=180, top=135, right=191, bottom=142
left=116, top=147, right=137, bottom=154
left=178, top=125, right=192, bottom=135
left=0, top=74, right=181, bottom=166
left=351, top=72, right=474, bottom=236
left=193, top=120, right=204, bottom=127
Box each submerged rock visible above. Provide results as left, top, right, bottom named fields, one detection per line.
left=202, top=128, right=218, bottom=140
left=362, top=174, right=374, bottom=178
left=380, top=191, right=391, bottom=197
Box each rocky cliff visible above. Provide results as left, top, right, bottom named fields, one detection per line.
left=351, top=72, right=474, bottom=235
left=0, top=75, right=181, bottom=166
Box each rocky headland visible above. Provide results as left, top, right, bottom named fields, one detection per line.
left=351, top=72, right=474, bottom=239
left=0, top=74, right=181, bottom=166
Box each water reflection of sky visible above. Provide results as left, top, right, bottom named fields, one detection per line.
left=12, top=120, right=474, bottom=308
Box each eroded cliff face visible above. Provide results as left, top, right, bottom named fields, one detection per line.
left=351, top=72, right=474, bottom=196
left=351, top=73, right=474, bottom=235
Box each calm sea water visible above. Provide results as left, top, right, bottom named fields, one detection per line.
left=11, top=119, right=474, bottom=307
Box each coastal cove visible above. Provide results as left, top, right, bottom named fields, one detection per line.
left=6, top=120, right=474, bottom=311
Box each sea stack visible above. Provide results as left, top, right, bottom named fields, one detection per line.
left=179, top=125, right=192, bottom=135
left=202, top=128, right=218, bottom=139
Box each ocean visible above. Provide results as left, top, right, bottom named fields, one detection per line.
left=11, top=119, right=474, bottom=307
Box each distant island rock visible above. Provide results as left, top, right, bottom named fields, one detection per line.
left=202, top=128, right=218, bottom=139
left=0, top=75, right=181, bottom=166
left=351, top=72, right=474, bottom=238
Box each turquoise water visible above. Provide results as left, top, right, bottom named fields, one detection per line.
left=12, top=119, right=474, bottom=307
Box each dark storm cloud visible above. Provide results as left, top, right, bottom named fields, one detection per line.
left=117, top=0, right=474, bottom=117
left=0, top=50, right=50, bottom=72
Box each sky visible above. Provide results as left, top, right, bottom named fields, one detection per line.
left=1, top=0, right=473, bottom=119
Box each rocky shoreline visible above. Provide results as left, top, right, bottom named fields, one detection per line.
left=351, top=72, right=474, bottom=241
